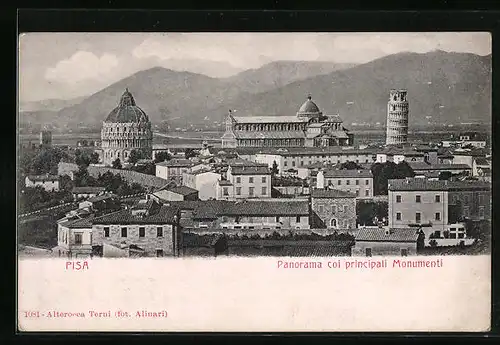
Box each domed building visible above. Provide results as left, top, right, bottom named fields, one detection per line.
left=101, top=89, right=153, bottom=166
left=221, top=94, right=353, bottom=148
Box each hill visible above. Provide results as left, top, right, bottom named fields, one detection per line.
left=222, top=60, right=356, bottom=94
left=212, top=50, right=492, bottom=127
left=20, top=51, right=491, bottom=129
left=19, top=95, right=87, bottom=112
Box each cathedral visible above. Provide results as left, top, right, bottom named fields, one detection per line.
left=221, top=95, right=353, bottom=148
left=101, top=89, right=153, bottom=166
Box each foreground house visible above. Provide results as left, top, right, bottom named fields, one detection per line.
left=92, top=199, right=182, bottom=257
left=25, top=174, right=60, bottom=192
left=72, top=186, right=107, bottom=201
left=310, top=188, right=356, bottom=230
left=351, top=227, right=424, bottom=257
left=56, top=215, right=94, bottom=258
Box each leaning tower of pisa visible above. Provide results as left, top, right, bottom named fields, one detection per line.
left=385, top=89, right=409, bottom=145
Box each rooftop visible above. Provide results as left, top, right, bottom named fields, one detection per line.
left=72, top=186, right=107, bottom=194
left=164, top=185, right=199, bottom=196
left=26, top=174, right=59, bottom=182
left=233, top=115, right=308, bottom=124
left=310, top=188, right=356, bottom=198
left=323, top=169, right=373, bottom=178
left=355, top=228, right=420, bottom=242
left=388, top=178, right=491, bottom=191
left=156, top=159, right=194, bottom=167
left=59, top=215, right=94, bottom=229
left=229, top=165, right=271, bottom=175
left=407, top=162, right=471, bottom=171
left=87, top=193, right=119, bottom=203
left=93, top=205, right=179, bottom=225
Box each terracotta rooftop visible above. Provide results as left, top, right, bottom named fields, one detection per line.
left=323, top=169, right=373, bottom=178
left=355, top=228, right=420, bottom=242
left=310, top=188, right=356, bottom=198
left=93, top=205, right=179, bottom=225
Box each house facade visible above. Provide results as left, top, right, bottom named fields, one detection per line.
left=57, top=216, right=94, bottom=258
left=223, top=163, right=272, bottom=200
left=25, top=174, right=60, bottom=192
left=310, top=188, right=356, bottom=230
left=155, top=159, right=194, bottom=184
left=182, top=170, right=221, bottom=200
left=351, top=227, right=423, bottom=257
left=316, top=169, right=374, bottom=198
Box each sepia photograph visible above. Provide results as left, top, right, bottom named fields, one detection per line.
left=17, top=32, right=492, bottom=332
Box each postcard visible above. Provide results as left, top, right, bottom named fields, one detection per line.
left=17, top=32, right=491, bottom=332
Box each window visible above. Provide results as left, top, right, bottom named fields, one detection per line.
left=332, top=205, right=337, bottom=213
left=236, top=187, right=241, bottom=195
left=157, top=227, right=163, bottom=237
left=236, top=177, right=241, bottom=183
left=249, top=187, right=254, bottom=196
left=457, top=233, right=465, bottom=239
left=284, top=161, right=288, bottom=167
left=292, top=161, right=296, bottom=167
left=156, top=249, right=164, bottom=257
left=463, top=206, right=470, bottom=217
left=296, top=216, right=301, bottom=223
left=121, top=227, right=127, bottom=237
left=300, top=161, right=304, bottom=166
left=416, top=195, right=421, bottom=203
left=223, top=187, right=229, bottom=196
left=435, top=195, right=441, bottom=203
left=139, top=227, right=145, bottom=237
left=104, top=227, right=110, bottom=237
left=262, top=176, right=266, bottom=183
left=74, top=233, right=82, bottom=245
left=365, top=190, right=370, bottom=197
left=330, top=218, right=337, bottom=228
left=401, top=248, right=408, bottom=257
left=343, top=205, right=348, bottom=212
left=356, top=190, right=359, bottom=196
left=396, top=195, right=401, bottom=203
left=344, top=220, right=348, bottom=228
left=464, top=195, right=469, bottom=204
left=346, top=180, right=350, bottom=185
left=249, top=177, right=254, bottom=183
left=262, top=187, right=267, bottom=195
left=355, top=180, right=359, bottom=185
left=479, top=206, right=485, bottom=219
left=415, top=213, right=421, bottom=223
left=319, top=205, right=324, bottom=213
left=435, top=212, right=441, bottom=221
left=449, top=233, right=457, bottom=239
left=365, top=179, right=369, bottom=185
left=396, top=212, right=402, bottom=221
left=337, top=180, right=341, bottom=185
left=276, top=216, right=280, bottom=222
left=365, top=248, right=372, bottom=257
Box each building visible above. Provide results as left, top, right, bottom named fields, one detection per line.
left=310, top=188, right=356, bottom=230
left=385, top=89, right=409, bottom=145
left=472, top=157, right=491, bottom=177
left=315, top=169, right=374, bottom=198
left=152, top=185, right=199, bottom=202
left=78, top=193, right=122, bottom=215
left=407, top=162, right=472, bottom=177
left=155, top=159, right=194, bottom=184
left=245, top=147, right=378, bottom=176
left=56, top=215, right=94, bottom=258
left=92, top=199, right=181, bottom=257
left=351, top=227, right=423, bottom=257
left=222, top=162, right=272, bottom=200
left=450, top=148, right=488, bottom=168
left=176, top=199, right=311, bottom=231
left=182, top=170, right=221, bottom=200
left=25, top=174, right=59, bottom=192
left=388, top=178, right=490, bottom=245
left=39, top=130, right=52, bottom=147
left=72, top=186, right=107, bottom=201
left=101, top=89, right=153, bottom=166
left=221, top=95, right=353, bottom=148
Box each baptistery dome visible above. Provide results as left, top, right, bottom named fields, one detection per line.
left=105, top=89, right=149, bottom=123
left=100, top=89, right=153, bottom=166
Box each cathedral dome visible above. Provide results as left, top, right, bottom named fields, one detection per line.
left=297, top=95, right=322, bottom=118
left=104, top=89, right=149, bottom=123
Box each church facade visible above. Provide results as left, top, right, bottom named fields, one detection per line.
left=101, top=89, right=153, bottom=166
left=221, top=96, right=353, bottom=149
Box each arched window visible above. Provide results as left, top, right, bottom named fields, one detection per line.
left=330, top=218, right=337, bottom=228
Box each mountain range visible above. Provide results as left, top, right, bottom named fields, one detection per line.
left=19, top=51, right=491, bottom=129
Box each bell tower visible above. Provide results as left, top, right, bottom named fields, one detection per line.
left=221, top=110, right=237, bottom=148
left=386, top=89, right=409, bottom=145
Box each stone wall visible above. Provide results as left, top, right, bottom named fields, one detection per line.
left=311, top=197, right=356, bottom=229
left=351, top=241, right=417, bottom=256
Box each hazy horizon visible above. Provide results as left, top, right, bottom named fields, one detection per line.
left=19, top=32, right=491, bottom=102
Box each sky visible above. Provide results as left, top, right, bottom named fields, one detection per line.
left=19, top=32, right=491, bottom=102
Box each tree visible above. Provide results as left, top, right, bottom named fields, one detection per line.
left=340, top=161, right=363, bottom=170
left=90, top=152, right=100, bottom=164
left=185, top=148, right=197, bottom=159
left=154, top=151, right=172, bottom=163
left=439, top=171, right=453, bottom=181
left=271, top=160, right=279, bottom=176
left=128, top=149, right=144, bottom=164
left=112, top=158, right=122, bottom=169
left=74, top=165, right=96, bottom=187
left=59, top=174, right=74, bottom=192
left=370, top=161, right=415, bottom=195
